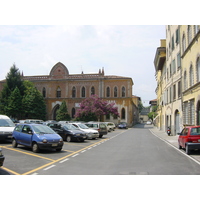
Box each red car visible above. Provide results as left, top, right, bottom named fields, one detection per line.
left=178, top=126, right=200, bottom=155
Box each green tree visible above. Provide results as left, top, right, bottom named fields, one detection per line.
left=22, top=81, right=46, bottom=120
left=6, top=87, right=22, bottom=119
left=56, top=100, right=71, bottom=121
left=0, top=64, right=24, bottom=115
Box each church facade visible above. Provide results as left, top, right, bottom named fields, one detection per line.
left=1, top=62, right=135, bottom=126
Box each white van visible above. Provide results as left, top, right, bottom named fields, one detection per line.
left=0, top=115, right=15, bottom=140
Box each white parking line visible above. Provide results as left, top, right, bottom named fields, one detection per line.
left=43, top=165, right=56, bottom=171
left=59, top=158, right=69, bottom=163
left=81, top=150, right=87, bottom=153
left=72, top=153, right=79, bottom=157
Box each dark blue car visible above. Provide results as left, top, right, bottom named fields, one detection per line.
left=12, top=124, right=64, bottom=153
left=118, top=122, right=128, bottom=129
left=0, top=148, right=5, bottom=167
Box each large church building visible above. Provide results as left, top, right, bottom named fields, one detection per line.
left=1, top=62, right=135, bottom=126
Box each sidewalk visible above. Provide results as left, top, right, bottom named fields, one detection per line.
left=149, top=125, right=179, bottom=149
left=148, top=125, right=200, bottom=164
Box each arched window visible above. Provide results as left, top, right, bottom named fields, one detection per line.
left=121, top=108, right=125, bottom=119
left=106, top=87, right=110, bottom=97
left=56, top=87, right=61, bottom=98
left=122, top=86, right=126, bottom=97
left=189, top=65, right=194, bottom=87
left=72, top=86, right=76, bottom=98
left=91, top=86, right=95, bottom=95
left=42, top=87, right=46, bottom=98
left=81, top=86, right=85, bottom=98
left=71, top=108, right=76, bottom=118
left=114, top=86, right=118, bottom=97
left=196, top=57, right=200, bottom=82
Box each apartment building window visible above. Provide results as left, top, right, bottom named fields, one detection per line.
left=72, top=86, right=76, bottom=98
left=190, top=100, right=195, bottom=125
left=173, top=84, right=176, bottom=100
left=188, top=25, right=192, bottom=44
left=172, top=35, right=175, bottom=50
left=197, top=57, right=200, bottom=82
left=56, top=87, right=61, bottom=98
left=184, top=71, right=187, bottom=90
left=177, top=53, right=181, bottom=70
left=183, top=102, right=189, bottom=124
left=182, top=34, right=186, bottom=53
left=194, top=25, right=199, bottom=34
left=176, top=28, right=179, bottom=44
left=172, top=59, right=176, bottom=74
left=189, top=65, right=194, bottom=87
left=178, top=81, right=181, bottom=98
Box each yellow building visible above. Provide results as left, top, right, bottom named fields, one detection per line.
left=180, top=25, right=200, bottom=126
left=0, top=62, right=135, bottom=126
left=154, top=39, right=166, bottom=130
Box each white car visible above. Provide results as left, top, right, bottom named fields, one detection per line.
left=70, top=123, right=99, bottom=139
left=105, top=122, right=116, bottom=132
left=146, top=121, right=152, bottom=125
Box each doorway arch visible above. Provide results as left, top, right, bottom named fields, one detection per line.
left=52, top=104, right=60, bottom=120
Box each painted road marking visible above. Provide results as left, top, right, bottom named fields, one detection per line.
left=43, top=165, right=56, bottom=171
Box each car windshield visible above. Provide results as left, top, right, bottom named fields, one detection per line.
left=190, top=128, right=200, bottom=135
left=63, top=124, right=79, bottom=130
left=78, top=124, right=89, bottom=129
left=32, top=125, right=56, bottom=134
left=0, top=119, right=15, bottom=127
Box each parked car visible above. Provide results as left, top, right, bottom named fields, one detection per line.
left=70, top=123, right=99, bottom=139
left=0, top=148, right=5, bottom=167
left=118, top=122, right=127, bottom=129
left=146, top=121, right=152, bottom=125
left=0, top=115, right=16, bottom=140
left=24, top=119, right=44, bottom=124
left=105, top=122, right=116, bottom=132
left=178, top=126, right=200, bottom=155
left=84, top=122, right=108, bottom=138
left=12, top=124, right=64, bottom=153
left=48, top=123, right=87, bottom=142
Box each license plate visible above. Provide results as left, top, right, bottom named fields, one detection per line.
left=52, top=143, right=58, bottom=147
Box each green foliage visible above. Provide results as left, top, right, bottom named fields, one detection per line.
left=22, top=84, right=46, bottom=120
left=0, top=64, right=46, bottom=120
left=6, top=87, right=22, bottom=119
left=56, top=100, right=71, bottom=121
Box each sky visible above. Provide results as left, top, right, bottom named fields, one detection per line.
left=0, top=25, right=166, bottom=106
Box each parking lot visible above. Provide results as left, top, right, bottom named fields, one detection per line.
left=0, top=131, right=119, bottom=175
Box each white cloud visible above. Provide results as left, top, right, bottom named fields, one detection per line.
left=0, top=25, right=165, bottom=106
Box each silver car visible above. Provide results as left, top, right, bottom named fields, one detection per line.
left=70, top=123, right=99, bottom=139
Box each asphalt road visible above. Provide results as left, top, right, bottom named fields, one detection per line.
left=30, top=124, right=200, bottom=175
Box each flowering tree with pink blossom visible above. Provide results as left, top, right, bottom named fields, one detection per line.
left=75, top=95, right=119, bottom=121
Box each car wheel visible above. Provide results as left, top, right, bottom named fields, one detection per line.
left=99, top=134, right=103, bottom=138
left=66, top=136, right=71, bottom=142
left=32, top=143, right=40, bottom=153
left=185, top=145, right=190, bottom=155
left=56, top=148, right=62, bottom=152
left=12, top=139, right=18, bottom=148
